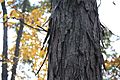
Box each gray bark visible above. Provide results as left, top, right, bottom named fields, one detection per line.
left=47, top=0, right=104, bottom=80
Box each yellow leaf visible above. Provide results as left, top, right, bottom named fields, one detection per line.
left=43, top=27, right=48, bottom=31
left=10, top=10, right=21, bottom=19
left=24, top=35, right=30, bottom=40
left=7, top=22, right=15, bottom=28
left=31, top=9, right=42, bottom=21
left=35, top=21, right=41, bottom=26
left=7, top=1, right=14, bottom=5
left=32, top=9, right=40, bottom=15
left=23, top=52, right=28, bottom=60
left=40, top=49, right=45, bottom=58
left=3, top=14, right=8, bottom=22
left=0, top=0, right=4, bottom=3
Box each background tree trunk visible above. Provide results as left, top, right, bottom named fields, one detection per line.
left=47, top=0, right=104, bottom=80
left=1, top=1, right=8, bottom=80
left=11, top=0, right=27, bottom=80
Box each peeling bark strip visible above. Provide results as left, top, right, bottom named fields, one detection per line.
left=47, top=0, right=104, bottom=80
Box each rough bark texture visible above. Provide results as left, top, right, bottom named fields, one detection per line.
left=1, top=1, right=8, bottom=80
left=47, top=0, right=104, bottom=80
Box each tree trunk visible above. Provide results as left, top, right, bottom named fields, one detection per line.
left=47, top=0, right=104, bottom=80
left=1, top=1, right=8, bottom=80
left=11, top=19, right=24, bottom=80
left=11, top=0, right=27, bottom=80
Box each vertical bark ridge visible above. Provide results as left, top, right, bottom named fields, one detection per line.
left=47, top=0, right=103, bottom=80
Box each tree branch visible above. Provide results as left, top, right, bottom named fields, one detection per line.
left=20, top=20, right=48, bottom=32
left=35, top=52, right=48, bottom=75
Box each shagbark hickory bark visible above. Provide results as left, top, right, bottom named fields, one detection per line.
left=47, top=0, right=104, bottom=80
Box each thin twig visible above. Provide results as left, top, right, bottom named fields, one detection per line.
left=8, top=17, right=48, bottom=32
left=37, top=17, right=50, bottom=29
left=20, top=20, right=48, bottom=32
left=35, top=52, right=48, bottom=75
left=98, top=0, right=101, bottom=8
